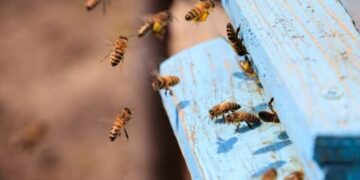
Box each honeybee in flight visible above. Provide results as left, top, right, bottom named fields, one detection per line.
left=151, top=72, right=180, bottom=96
left=11, top=121, right=47, bottom=151
left=138, top=10, right=174, bottom=41
left=209, top=101, right=241, bottom=120
left=259, top=97, right=280, bottom=123
left=109, top=107, right=133, bottom=142
left=85, top=0, right=110, bottom=12
left=261, top=168, right=277, bottom=180
left=226, top=22, right=247, bottom=56
left=284, top=171, right=304, bottom=180
left=102, top=35, right=129, bottom=69
left=225, top=110, right=260, bottom=129
left=239, top=55, right=257, bottom=78
left=185, top=0, right=215, bottom=24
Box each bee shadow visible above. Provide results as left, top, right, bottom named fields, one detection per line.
left=251, top=160, right=287, bottom=178
left=253, top=139, right=292, bottom=155
left=233, top=72, right=251, bottom=80
left=175, top=100, right=190, bottom=131
left=216, top=136, right=238, bottom=154
left=277, top=131, right=289, bottom=140
left=253, top=102, right=268, bottom=112
left=235, top=121, right=262, bottom=133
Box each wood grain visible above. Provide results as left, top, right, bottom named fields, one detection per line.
left=222, top=0, right=360, bottom=178
left=159, top=38, right=305, bottom=179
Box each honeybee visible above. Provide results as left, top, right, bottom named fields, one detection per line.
left=239, top=55, right=257, bottom=78
left=151, top=72, right=180, bottom=96
left=11, top=121, right=47, bottom=151
left=225, top=111, right=260, bottom=129
left=109, top=107, right=133, bottom=142
left=209, top=101, right=241, bottom=120
left=226, top=22, right=247, bottom=56
left=261, top=168, right=277, bottom=180
left=259, top=97, right=280, bottom=123
left=138, top=10, right=173, bottom=40
left=185, top=0, right=215, bottom=23
left=103, top=35, right=129, bottom=69
left=284, top=171, right=304, bottom=180
left=85, top=0, right=110, bottom=12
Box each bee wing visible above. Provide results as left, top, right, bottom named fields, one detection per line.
left=100, top=49, right=112, bottom=63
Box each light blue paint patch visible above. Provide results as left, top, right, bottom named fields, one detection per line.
left=159, top=38, right=304, bottom=179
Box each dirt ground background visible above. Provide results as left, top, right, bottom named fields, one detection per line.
left=0, top=0, right=357, bottom=180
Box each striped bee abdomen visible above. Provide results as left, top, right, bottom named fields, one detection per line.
left=185, top=7, right=203, bottom=21
left=166, top=76, right=180, bottom=87
left=110, top=49, right=124, bottom=67
left=226, top=23, right=247, bottom=56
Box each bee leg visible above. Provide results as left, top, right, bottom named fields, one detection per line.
left=124, top=128, right=129, bottom=141
left=168, top=88, right=174, bottom=96
left=246, top=121, right=253, bottom=129
left=269, top=97, right=275, bottom=113
left=235, top=124, right=240, bottom=133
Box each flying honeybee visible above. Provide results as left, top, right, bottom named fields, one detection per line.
left=109, top=107, right=133, bottom=142
left=102, top=35, right=129, bottom=69
left=185, top=0, right=215, bottom=23
left=225, top=111, right=260, bottom=129
left=284, top=171, right=304, bottom=180
left=209, top=101, right=241, bottom=120
left=259, top=97, right=280, bottom=123
left=138, top=10, right=173, bottom=40
left=85, top=0, right=110, bottom=12
left=226, top=22, right=247, bottom=56
left=10, top=121, right=47, bottom=151
left=239, top=55, right=257, bottom=78
left=261, top=168, right=277, bottom=180
left=151, top=72, right=180, bottom=96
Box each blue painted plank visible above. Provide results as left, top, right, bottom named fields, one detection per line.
left=222, top=0, right=360, bottom=176
left=159, top=38, right=305, bottom=179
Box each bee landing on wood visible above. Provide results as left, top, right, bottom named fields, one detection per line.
left=109, top=107, right=133, bottom=142
left=284, top=171, right=304, bottom=180
left=85, top=0, right=110, bottom=13
left=225, top=111, right=260, bottom=130
left=226, top=22, right=247, bottom=56
left=259, top=97, right=280, bottom=123
left=151, top=72, right=180, bottom=96
left=102, top=35, right=130, bottom=69
left=185, top=0, right=215, bottom=24
left=261, top=168, right=277, bottom=180
left=138, top=10, right=173, bottom=41
left=208, top=101, right=241, bottom=120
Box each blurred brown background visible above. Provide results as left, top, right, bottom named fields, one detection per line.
left=2, top=0, right=355, bottom=179
left=0, top=0, right=227, bottom=180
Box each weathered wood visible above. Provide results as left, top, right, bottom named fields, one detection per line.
left=222, top=0, right=360, bottom=177
left=159, top=38, right=305, bottom=179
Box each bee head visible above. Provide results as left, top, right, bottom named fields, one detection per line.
left=123, top=107, right=132, bottom=115
left=109, top=135, right=116, bottom=142
left=209, top=110, right=215, bottom=119
left=152, top=78, right=162, bottom=91
left=203, top=1, right=215, bottom=9
left=225, top=114, right=232, bottom=122
left=119, top=35, right=128, bottom=41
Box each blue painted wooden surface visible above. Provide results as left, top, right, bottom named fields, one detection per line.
left=222, top=0, right=360, bottom=178
left=159, top=38, right=304, bottom=179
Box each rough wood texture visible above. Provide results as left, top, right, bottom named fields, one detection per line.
left=222, top=0, right=360, bottom=178
left=159, top=38, right=304, bottom=179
